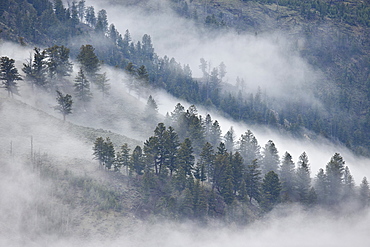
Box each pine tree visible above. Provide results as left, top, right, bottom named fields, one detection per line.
left=177, top=138, right=195, bottom=178
left=296, top=152, right=311, bottom=204
left=77, top=44, right=100, bottom=79
left=231, top=151, right=244, bottom=195
left=85, top=6, right=96, bottom=27
left=200, top=142, right=215, bottom=182
left=22, top=48, right=47, bottom=90
left=103, top=137, right=115, bottom=170
left=343, top=166, right=355, bottom=200
left=279, top=152, right=296, bottom=202
left=130, top=146, right=145, bottom=175
left=261, top=140, right=280, bottom=175
left=260, top=171, right=281, bottom=211
left=314, top=168, right=327, bottom=204
left=93, top=137, right=105, bottom=166
left=224, top=126, right=235, bottom=152
left=54, top=90, right=72, bottom=121
left=95, top=9, right=108, bottom=34
left=1, top=56, right=22, bottom=97
left=359, top=177, right=369, bottom=207
left=45, top=45, right=73, bottom=80
left=94, top=72, right=110, bottom=98
left=326, top=153, right=345, bottom=204
left=238, top=130, right=261, bottom=166
left=115, top=143, right=130, bottom=173
left=74, top=68, right=92, bottom=107
left=245, top=159, right=261, bottom=203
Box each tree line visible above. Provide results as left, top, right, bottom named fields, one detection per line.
left=93, top=103, right=370, bottom=220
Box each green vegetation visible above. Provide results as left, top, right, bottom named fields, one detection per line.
left=90, top=103, right=370, bottom=221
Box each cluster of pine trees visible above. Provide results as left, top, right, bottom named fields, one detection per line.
left=93, top=103, right=370, bottom=220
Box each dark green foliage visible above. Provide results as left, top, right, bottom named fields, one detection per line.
left=92, top=137, right=115, bottom=169
left=279, top=152, right=296, bottom=202
left=325, top=153, right=345, bottom=204
left=45, top=45, right=73, bottom=80
left=77, top=45, right=100, bottom=79
left=130, top=146, right=145, bottom=175
left=0, top=56, right=22, bottom=97
left=54, top=90, right=72, bottom=121
left=115, top=143, right=130, bottom=173
left=261, top=171, right=281, bottom=211
left=74, top=68, right=92, bottom=106
left=22, top=48, right=48, bottom=89
left=296, top=152, right=311, bottom=204
left=245, top=159, right=261, bottom=203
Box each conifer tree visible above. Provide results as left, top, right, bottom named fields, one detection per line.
left=224, top=126, right=235, bottom=152
left=54, top=90, right=72, bottom=121
left=279, top=152, right=296, bottom=202
left=77, top=44, right=100, bottom=79
left=325, top=153, right=345, bottom=204
left=94, top=72, right=110, bottom=98
left=238, top=130, right=261, bottom=166
left=314, top=168, right=327, bottom=204
left=296, top=152, right=311, bottom=203
left=177, top=138, right=195, bottom=178
left=245, top=159, right=261, bottom=203
left=130, top=146, right=145, bottom=175
left=115, top=143, right=130, bottom=173
left=360, top=177, right=369, bottom=207
left=210, top=120, right=222, bottom=148
left=200, top=142, right=215, bottom=182
left=45, top=45, right=73, bottom=80
left=260, top=171, right=281, bottom=211
left=261, top=140, right=280, bottom=175
left=1, top=56, right=22, bottom=97
left=74, top=68, right=92, bottom=107
left=22, top=48, right=47, bottom=89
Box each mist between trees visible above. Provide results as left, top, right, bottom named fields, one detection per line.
left=92, top=102, right=370, bottom=221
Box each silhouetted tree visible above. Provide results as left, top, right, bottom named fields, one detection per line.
left=1, top=56, right=21, bottom=97
left=54, top=90, right=72, bottom=121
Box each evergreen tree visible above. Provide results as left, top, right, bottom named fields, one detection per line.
left=54, top=90, right=72, bottom=121
left=77, top=44, right=100, bottom=79
left=260, top=171, right=281, bottom=211
left=103, top=137, right=115, bottom=170
left=210, top=120, right=222, bottom=148
left=45, top=45, right=73, bottom=80
left=130, top=146, right=145, bottom=175
left=261, top=140, right=280, bottom=175
left=0, top=56, right=21, bottom=97
left=231, top=151, right=244, bottom=195
left=325, top=153, right=345, bottom=204
left=314, top=168, right=327, bottom=204
left=177, top=138, right=195, bottom=178
left=94, top=72, right=110, bottom=98
left=238, top=130, right=261, bottom=166
left=245, top=159, right=261, bottom=203
left=200, top=142, right=215, bottom=182
left=224, top=126, right=235, bottom=152
left=93, top=137, right=105, bottom=166
left=74, top=68, right=92, bottom=106
left=279, top=152, right=296, bottom=202
left=359, top=177, right=369, bottom=207
left=115, top=143, right=130, bottom=173
left=165, top=126, right=180, bottom=177
left=343, top=166, right=355, bottom=200
left=22, top=47, right=48, bottom=89
left=85, top=6, right=96, bottom=27
left=296, top=152, right=311, bottom=204
left=95, top=9, right=108, bottom=34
